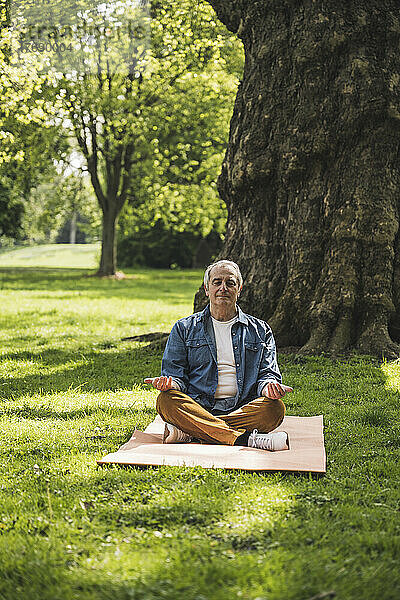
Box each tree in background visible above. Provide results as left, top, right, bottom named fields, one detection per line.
left=23, top=173, right=100, bottom=245
left=0, top=121, right=69, bottom=244
left=0, top=177, right=24, bottom=240
left=2, top=0, right=243, bottom=268
left=0, top=124, right=68, bottom=244
left=194, top=1, right=400, bottom=358
left=0, top=4, right=67, bottom=243
left=37, top=0, right=241, bottom=276
left=117, top=48, right=242, bottom=268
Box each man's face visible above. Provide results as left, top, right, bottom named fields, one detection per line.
left=205, top=264, right=241, bottom=310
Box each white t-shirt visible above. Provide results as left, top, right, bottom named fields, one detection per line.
left=211, top=314, right=238, bottom=399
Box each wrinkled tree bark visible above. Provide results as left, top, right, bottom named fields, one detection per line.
left=194, top=0, right=400, bottom=358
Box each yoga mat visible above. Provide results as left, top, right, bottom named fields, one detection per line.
left=98, top=415, right=326, bottom=473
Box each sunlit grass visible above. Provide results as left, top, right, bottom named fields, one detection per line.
left=0, top=243, right=101, bottom=268
left=0, top=263, right=399, bottom=599
left=381, top=359, right=400, bottom=391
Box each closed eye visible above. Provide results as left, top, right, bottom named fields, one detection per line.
left=211, top=279, right=237, bottom=287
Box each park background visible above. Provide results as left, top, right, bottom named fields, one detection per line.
left=1, top=1, right=400, bottom=600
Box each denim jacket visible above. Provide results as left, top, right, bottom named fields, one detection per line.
left=161, top=304, right=282, bottom=414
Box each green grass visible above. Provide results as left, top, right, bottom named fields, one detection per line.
left=0, top=243, right=101, bottom=268
left=0, top=261, right=399, bottom=600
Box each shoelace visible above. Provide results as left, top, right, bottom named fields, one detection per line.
left=176, top=428, right=191, bottom=442
left=167, top=423, right=191, bottom=442
left=249, top=429, right=272, bottom=451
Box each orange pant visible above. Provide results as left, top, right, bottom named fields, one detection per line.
left=156, top=389, right=285, bottom=445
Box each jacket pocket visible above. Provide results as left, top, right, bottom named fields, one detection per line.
left=244, top=342, right=262, bottom=352
left=245, top=341, right=265, bottom=369
left=186, top=338, right=210, bottom=367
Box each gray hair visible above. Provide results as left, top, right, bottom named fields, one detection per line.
left=203, top=260, right=243, bottom=290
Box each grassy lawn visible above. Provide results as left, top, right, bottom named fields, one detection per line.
left=0, top=243, right=101, bottom=269
left=0, top=260, right=399, bottom=600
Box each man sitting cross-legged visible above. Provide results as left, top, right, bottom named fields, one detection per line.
left=145, top=260, right=293, bottom=451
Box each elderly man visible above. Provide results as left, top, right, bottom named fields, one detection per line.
left=145, top=260, right=292, bottom=451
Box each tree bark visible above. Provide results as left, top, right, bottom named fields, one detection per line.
left=98, top=208, right=118, bottom=276
left=196, top=0, right=400, bottom=358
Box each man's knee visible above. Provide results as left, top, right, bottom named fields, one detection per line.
left=260, top=398, right=285, bottom=432
left=156, top=390, right=175, bottom=413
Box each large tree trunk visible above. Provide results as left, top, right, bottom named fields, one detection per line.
left=195, top=0, right=400, bottom=358
left=98, top=209, right=118, bottom=276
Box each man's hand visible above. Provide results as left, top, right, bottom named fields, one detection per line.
left=144, top=376, right=174, bottom=391
left=263, top=382, right=293, bottom=400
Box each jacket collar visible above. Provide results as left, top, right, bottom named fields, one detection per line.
left=200, top=303, right=248, bottom=325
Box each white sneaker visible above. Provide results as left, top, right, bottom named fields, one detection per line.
left=163, top=422, right=192, bottom=444
left=248, top=429, right=289, bottom=451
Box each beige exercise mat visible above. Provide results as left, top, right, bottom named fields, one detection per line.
left=98, top=414, right=326, bottom=473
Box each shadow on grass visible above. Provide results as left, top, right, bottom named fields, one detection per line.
left=8, top=464, right=294, bottom=536
left=0, top=346, right=162, bottom=401
left=0, top=467, right=298, bottom=600
left=7, top=451, right=396, bottom=600
left=0, top=405, right=156, bottom=421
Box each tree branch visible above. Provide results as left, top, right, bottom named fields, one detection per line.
left=139, top=62, right=198, bottom=110
left=71, top=107, right=106, bottom=213
left=117, top=141, right=135, bottom=211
